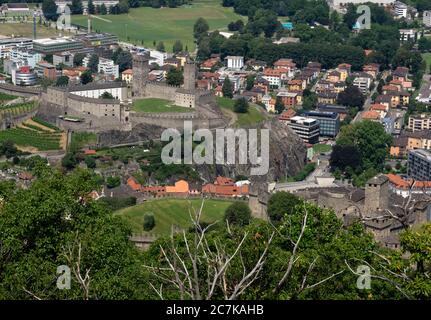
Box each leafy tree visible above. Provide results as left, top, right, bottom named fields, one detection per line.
left=156, top=41, right=165, bottom=52
left=73, top=53, right=86, bottom=67
left=88, top=0, right=95, bottom=14
left=166, top=67, right=183, bottom=86
left=0, top=140, right=18, bottom=159
left=106, top=176, right=121, bottom=188
left=143, top=213, right=155, bottom=231
left=193, top=17, right=209, bottom=40
left=84, top=156, right=96, bottom=169
left=222, top=76, right=233, bottom=98
left=337, top=85, right=365, bottom=109
left=99, top=3, right=107, bottom=14
left=0, top=169, right=147, bottom=299
left=87, top=54, right=99, bottom=73
left=61, top=152, right=77, bottom=170
left=100, top=91, right=114, bottom=99
left=274, top=96, right=284, bottom=114
left=234, top=97, right=249, bottom=113
left=80, top=70, right=93, bottom=85
left=115, top=50, right=133, bottom=73
left=330, top=145, right=362, bottom=174
left=70, top=0, right=83, bottom=14
left=56, top=76, right=69, bottom=86
left=267, top=191, right=303, bottom=222
left=224, top=202, right=251, bottom=226
left=246, top=75, right=255, bottom=90
left=336, top=121, right=392, bottom=172
left=172, top=40, right=183, bottom=54
left=42, top=0, right=59, bottom=21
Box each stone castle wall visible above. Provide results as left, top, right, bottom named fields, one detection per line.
left=144, top=82, right=178, bottom=101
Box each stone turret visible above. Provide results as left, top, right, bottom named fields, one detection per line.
left=364, top=174, right=389, bottom=216
left=183, top=57, right=196, bottom=91
left=132, top=54, right=149, bottom=98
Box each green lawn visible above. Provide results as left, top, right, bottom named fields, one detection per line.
left=133, top=98, right=194, bottom=113
left=115, top=198, right=234, bottom=234
left=70, top=132, right=98, bottom=151
left=217, top=97, right=266, bottom=126
left=313, top=144, right=332, bottom=154
left=72, top=1, right=246, bottom=51
left=422, top=53, right=431, bottom=72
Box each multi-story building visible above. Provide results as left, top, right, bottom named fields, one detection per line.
left=303, top=111, right=340, bottom=138
left=12, top=66, right=37, bottom=86
left=399, top=29, right=422, bottom=42
left=98, top=57, right=119, bottom=79
left=121, top=69, right=133, bottom=84
left=352, top=72, right=373, bottom=94
left=33, top=37, right=84, bottom=55
left=286, top=116, right=320, bottom=144
left=394, top=1, right=408, bottom=18
left=408, top=149, right=431, bottom=181
left=0, top=37, right=33, bottom=59
left=55, top=0, right=119, bottom=14
left=35, top=61, right=58, bottom=80
left=329, top=0, right=394, bottom=8
left=408, top=113, right=431, bottom=132
left=277, top=91, right=303, bottom=107
left=10, top=48, right=42, bottom=69
left=225, top=56, right=244, bottom=70
left=424, top=11, right=431, bottom=27
left=74, top=33, right=119, bottom=48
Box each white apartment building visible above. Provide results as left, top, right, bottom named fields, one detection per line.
left=399, top=29, right=422, bottom=42
left=424, top=11, right=431, bottom=27
left=353, top=74, right=372, bottom=94
left=10, top=48, right=42, bottom=69
left=0, top=37, right=32, bottom=59
left=98, top=58, right=119, bottom=79
left=394, top=1, right=408, bottom=19
left=225, top=56, right=244, bottom=70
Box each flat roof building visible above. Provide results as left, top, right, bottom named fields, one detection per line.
left=303, top=111, right=340, bottom=138
left=408, top=149, right=431, bottom=181
left=33, top=37, right=84, bottom=55
left=286, top=116, right=320, bottom=144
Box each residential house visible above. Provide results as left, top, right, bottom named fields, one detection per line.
left=317, top=91, right=337, bottom=105
left=121, top=69, right=133, bottom=83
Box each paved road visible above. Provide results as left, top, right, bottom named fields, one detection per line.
left=352, top=70, right=390, bottom=124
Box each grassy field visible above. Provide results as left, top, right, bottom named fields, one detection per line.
left=69, top=132, right=98, bottom=151
left=133, top=98, right=194, bottom=113
left=217, top=97, right=266, bottom=126
left=0, top=23, right=72, bottom=38
left=72, top=0, right=245, bottom=51
left=313, top=144, right=332, bottom=154
left=422, top=53, right=431, bottom=72
left=115, top=198, right=234, bottom=234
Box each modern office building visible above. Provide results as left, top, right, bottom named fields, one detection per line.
left=10, top=48, right=42, bottom=68
left=33, top=37, right=84, bottom=55
left=74, top=33, right=119, bottom=48
left=303, top=111, right=340, bottom=138
left=286, top=116, right=320, bottom=144
left=12, top=66, right=37, bottom=86
left=0, top=37, right=32, bottom=59
left=408, top=149, right=431, bottom=181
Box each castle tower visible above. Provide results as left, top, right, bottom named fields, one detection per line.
left=364, top=174, right=389, bottom=216
left=183, top=58, right=196, bottom=91
left=132, top=54, right=149, bottom=98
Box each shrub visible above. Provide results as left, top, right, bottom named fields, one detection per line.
left=143, top=213, right=155, bottom=231
left=106, top=176, right=121, bottom=188
left=224, top=202, right=251, bottom=226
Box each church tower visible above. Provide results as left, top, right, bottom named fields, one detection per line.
left=132, top=54, right=149, bottom=98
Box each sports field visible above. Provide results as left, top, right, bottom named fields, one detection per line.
left=72, top=0, right=245, bottom=52
left=133, top=98, right=194, bottom=113
left=0, top=23, right=72, bottom=38
left=115, top=198, right=234, bottom=234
